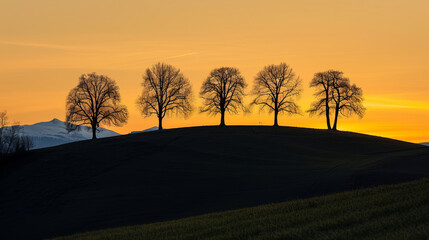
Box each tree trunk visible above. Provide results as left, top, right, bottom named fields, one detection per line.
left=158, top=116, right=163, bottom=130
left=220, top=110, right=225, bottom=127
left=273, top=109, right=279, bottom=127
left=325, top=93, right=331, bottom=130
left=326, top=111, right=331, bottom=130
left=332, top=104, right=339, bottom=130
left=91, top=125, right=97, bottom=140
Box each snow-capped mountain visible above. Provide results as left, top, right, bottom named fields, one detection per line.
left=129, top=126, right=159, bottom=134
left=18, top=118, right=120, bottom=149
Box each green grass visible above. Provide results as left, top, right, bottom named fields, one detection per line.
left=49, top=178, right=429, bottom=240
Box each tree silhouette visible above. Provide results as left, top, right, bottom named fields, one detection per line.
left=66, top=73, right=128, bottom=139
left=330, top=71, right=365, bottom=130
left=308, top=70, right=365, bottom=130
left=0, top=111, right=7, bottom=129
left=0, top=111, right=33, bottom=158
left=137, top=63, right=193, bottom=130
left=200, top=67, right=247, bottom=126
left=251, top=63, right=302, bottom=126
left=308, top=71, right=333, bottom=129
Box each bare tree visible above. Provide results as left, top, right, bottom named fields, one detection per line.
left=66, top=73, right=128, bottom=139
left=0, top=111, right=7, bottom=128
left=308, top=71, right=333, bottom=130
left=308, top=70, right=365, bottom=130
left=330, top=71, right=365, bottom=130
left=251, top=63, right=302, bottom=126
left=0, top=111, right=33, bottom=159
left=0, top=111, right=20, bottom=155
left=0, top=111, right=10, bottom=155
left=137, top=63, right=193, bottom=130
left=200, top=67, right=247, bottom=126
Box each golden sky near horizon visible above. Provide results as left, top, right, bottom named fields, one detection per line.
left=0, top=0, right=429, bottom=142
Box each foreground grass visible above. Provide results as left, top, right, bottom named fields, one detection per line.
left=50, top=179, right=429, bottom=240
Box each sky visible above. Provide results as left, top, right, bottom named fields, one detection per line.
left=0, top=0, right=428, bottom=142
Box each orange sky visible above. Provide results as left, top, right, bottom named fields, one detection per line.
left=1, top=0, right=428, bottom=142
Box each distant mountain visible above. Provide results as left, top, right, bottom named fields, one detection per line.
left=129, top=126, right=159, bottom=134
left=420, top=142, right=429, bottom=147
left=17, top=118, right=119, bottom=149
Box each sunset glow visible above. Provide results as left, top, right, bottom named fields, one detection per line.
left=1, top=0, right=428, bottom=142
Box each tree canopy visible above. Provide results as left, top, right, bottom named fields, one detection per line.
left=66, top=73, right=128, bottom=139
left=137, top=63, right=193, bottom=130
left=252, top=63, right=302, bottom=126
left=308, top=70, right=365, bottom=130
left=200, top=67, right=247, bottom=126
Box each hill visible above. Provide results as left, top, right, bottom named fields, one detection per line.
left=14, top=118, right=119, bottom=149
left=1, top=126, right=429, bottom=240
left=50, top=178, right=429, bottom=240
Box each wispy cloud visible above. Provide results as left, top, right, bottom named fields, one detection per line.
left=164, top=52, right=199, bottom=60
left=365, top=103, right=415, bottom=109
left=365, top=95, right=429, bottom=110
left=0, top=41, right=78, bottom=50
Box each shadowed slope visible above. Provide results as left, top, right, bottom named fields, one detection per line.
left=1, top=126, right=428, bottom=240
left=50, top=178, right=429, bottom=240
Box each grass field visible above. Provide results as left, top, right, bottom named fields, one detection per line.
left=50, top=178, right=429, bottom=240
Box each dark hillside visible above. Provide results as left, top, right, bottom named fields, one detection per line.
left=1, top=126, right=428, bottom=240
left=50, top=178, right=429, bottom=240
